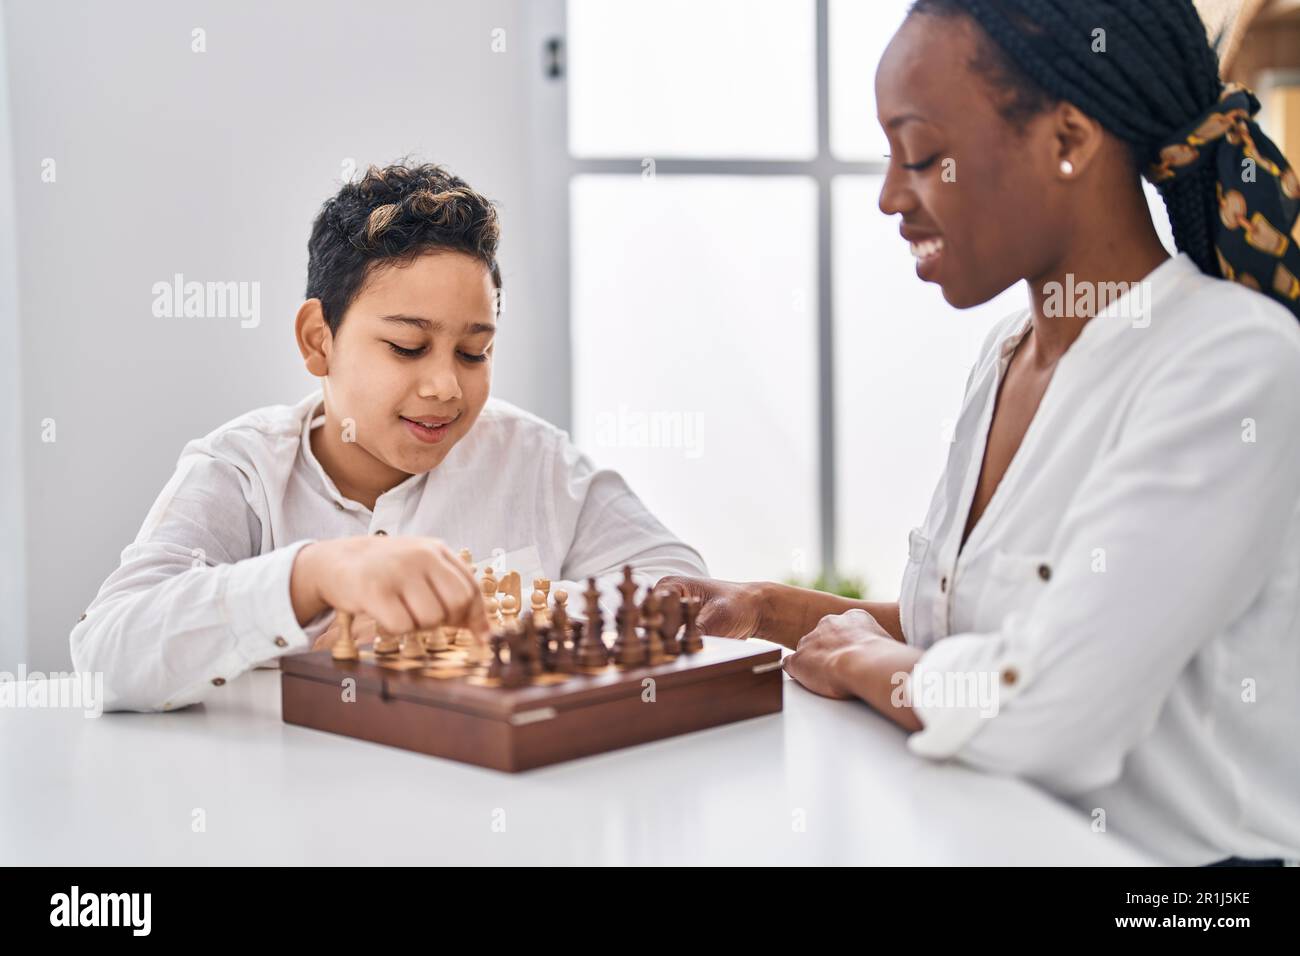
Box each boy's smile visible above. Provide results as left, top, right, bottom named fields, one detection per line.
left=399, top=410, right=461, bottom=444
left=297, top=250, right=497, bottom=509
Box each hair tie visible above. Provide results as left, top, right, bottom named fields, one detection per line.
left=1148, top=83, right=1300, bottom=318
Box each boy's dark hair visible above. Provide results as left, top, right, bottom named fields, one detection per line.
left=306, top=161, right=502, bottom=333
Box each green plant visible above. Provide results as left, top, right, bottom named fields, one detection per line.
left=781, top=572, right=867, bottom=600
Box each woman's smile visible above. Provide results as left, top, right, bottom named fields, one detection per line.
left=905, top=232, right=946, bottom=280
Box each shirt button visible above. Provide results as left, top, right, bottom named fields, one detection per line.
left=211, top=677, right=226, bottom=686
left=334, top=501, right=346, bottom=511
left=1001, top=667, right=1019, bottom=686
left=274, top=636, right=288, bottom=648
left=939, top=576, right=948, bottom=593
left=374, top=529, right=387, bottom=536
left=1037, top=563, right=1052, bottom=582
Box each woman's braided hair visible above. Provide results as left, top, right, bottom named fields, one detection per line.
left=909, top=0, right=1224, bottom=275
left=307, top=160, right=502, bottom=333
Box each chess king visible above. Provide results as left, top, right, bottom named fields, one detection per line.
left=70, top=161, right=707, bottom=712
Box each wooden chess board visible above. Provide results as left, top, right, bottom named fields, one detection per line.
left=280, top=634, right=784, bottom=772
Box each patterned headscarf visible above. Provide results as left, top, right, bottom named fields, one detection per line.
left=943, top=0, right=1300, bottom=321
left=1148, top=83, right=1300, bottom=315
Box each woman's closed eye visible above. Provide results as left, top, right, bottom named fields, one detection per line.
left=902, top=153, right=940, bottom=172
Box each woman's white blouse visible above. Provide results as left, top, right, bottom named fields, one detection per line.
left=901, top=253, right=1300, bottom=865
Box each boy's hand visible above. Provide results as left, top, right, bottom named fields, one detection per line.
left=291, top=536, right=489, bottom=640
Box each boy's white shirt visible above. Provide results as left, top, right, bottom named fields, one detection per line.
left=900, top=253, right=1300, bottom=865
left=70, top=392, right=707, bottom=713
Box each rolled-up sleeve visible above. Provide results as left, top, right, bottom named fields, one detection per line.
left=905, top=321, right=1300, bottom=795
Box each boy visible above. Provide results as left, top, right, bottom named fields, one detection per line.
left=70, top=161, right=707, bottom=712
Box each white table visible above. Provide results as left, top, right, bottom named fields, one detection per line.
left=0, top=655, right=1156, bottom=865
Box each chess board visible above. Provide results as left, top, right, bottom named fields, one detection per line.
left=280, top=563, right=784, bottom=772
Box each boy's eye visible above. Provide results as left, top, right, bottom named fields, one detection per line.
left=457, top=350, right=489, bottom=364
left=386, top=341, right=427, bottom=358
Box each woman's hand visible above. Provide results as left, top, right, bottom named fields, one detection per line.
left=782, top=608, right=894, bottom=699
left=653, top=576, right=766, bottom=640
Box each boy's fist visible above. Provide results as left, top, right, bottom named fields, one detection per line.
left=291, top=536, right=489, bottom=640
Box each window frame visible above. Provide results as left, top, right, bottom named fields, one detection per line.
left=550, top=0, right=885, bottom=581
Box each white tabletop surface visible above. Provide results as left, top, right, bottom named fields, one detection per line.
left=0, top=653, right=1157, bottom=866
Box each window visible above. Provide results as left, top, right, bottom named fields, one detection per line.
left=564, top=0, right=1177, bottom=595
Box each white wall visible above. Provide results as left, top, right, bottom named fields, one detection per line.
left=3, top=0, right=566, bottom=670
left=0, top=2, right=27, bottom=675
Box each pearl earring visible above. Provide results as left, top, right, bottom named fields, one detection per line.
left=1060, top=160, right=1075, bottom=176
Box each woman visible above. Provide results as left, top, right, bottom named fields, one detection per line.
left=660, top=0, right=1300, bottom=866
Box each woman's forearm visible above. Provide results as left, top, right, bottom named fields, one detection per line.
left=756, top=582, right=904, bottom=647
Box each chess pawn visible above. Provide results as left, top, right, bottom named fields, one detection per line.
left=487, top=633, right=505, bottom=680
left=500, top=593, right=520, bottom=629
left=422, top=627, right=450, bottom=653
left=640, top=589, right=665, bottom=662
left=658, top=589, right=681, bottom=656
left=331, top=610, right=359, bottom=661
left=534, top=616, right=556, bottom=672
left=400, top=630, right=426, bottom=659
left=680, top=596, right=704, bottom=653
left=551, top=589, right=570, bottom=646
left=373, top=628, right=400, bottom=655
left=530, top=588, right=549, bottom=626
left=576, top=577, right=609, bottom=668
left=659, top=592, right=683, bottom=653
left=458, top=548, right=475, bottom=574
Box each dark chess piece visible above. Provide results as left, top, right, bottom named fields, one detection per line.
left=551, top=590, right=572, bottom=671
left=659, top=592, right=683, bottom=654
left=613, top=567, right=646, bottom=666
left=500, top=623, right=528, bottom=687
left=614, top=566, right=638, bottom=639
left=520, top=614, right=543, bottom=677
left=658, top=588, right=681, bottom=656
left=536, top=618, right=554, bottom=672
left=487, top=632, right=505, bottom=681
left=576, top=577, right=609, bottom=667
left=639, top=588, right=664, bottom=662
left=551, top=590, right=571, bottom=650
left=680, top=596, right=704, bottom=654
